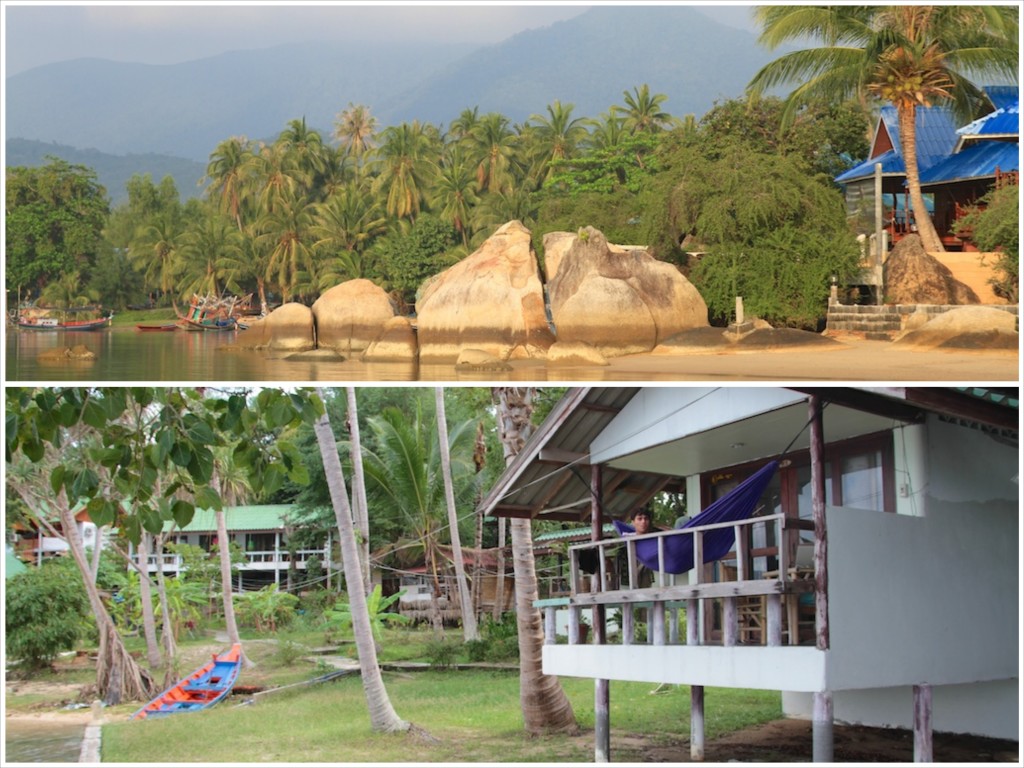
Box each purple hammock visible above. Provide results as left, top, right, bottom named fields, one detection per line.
left=612, top=460, right=779, bottom=575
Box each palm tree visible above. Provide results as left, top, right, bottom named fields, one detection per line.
left=615, top=84, right=673, bottom=134
left=748, top=5, right=1019, bottom=252
left=372, top=121, right=438, bottom=222
left=435, top=387, right=479, bottom=642
left=276, top=117, right=328, bottom=190
left=584, top=110, right=627, bottom=152
left=205, top=137, right=253, bottom=229
left=312, top=387, right=411, bottom=733
left=430, top=146, right=480, bottom=248
left=178, top=210, right=242, bottom=299
left=256, top=188, right=318, bottom=302
left=130, top=214, right=186, bottom=307
left=526, top=101, right=589, bottom=184
left=39, top=270, right=98, bottom=308
left=362, top=402, right=481, bottom=634
left=448, top=106, right=481, bottom=143
left=311, top=181, right=387, bottom=280
left=333, top=103, right=378, bottom=177
left=492, top=387, right=578, bottom=735
left=468, top=112, right=519, bottom=194
left=345, top=388, right=372, bottom=597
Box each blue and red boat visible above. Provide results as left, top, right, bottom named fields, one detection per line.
left=132, top=644, right=242, bottom=719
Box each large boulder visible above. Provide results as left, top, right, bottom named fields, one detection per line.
left=541, top=231, right=576, bottom=282
left=894, top=306, right=1018, bottom=349
left=416, top=221, right=555, bottom=363
left=361, top=316, right=418, bottom=363
left=264, top=302, right=315, bottom=352
left=885, top=235, right=980, bottom=305
left=547, top=227, right=709, bottom=357
left=312, top=279, right=396, bottom=357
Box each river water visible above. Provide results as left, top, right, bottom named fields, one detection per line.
left=4, top=719, right=84, bottom=763
left=5, top=326, right=673, bottom=383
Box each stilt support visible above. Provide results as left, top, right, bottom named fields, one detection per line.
left=594, top=678, right=610, bottom=762
left=812, top=690, right=833, bottom=762
left=690, top=684, right=705, bottom=760
left=913, top=683, right=933, bottom=762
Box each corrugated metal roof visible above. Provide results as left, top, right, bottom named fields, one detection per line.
left=170, top=505, right=293, bottom=533
left=957, top=100, right=1019, bottom=139
left=836, top=105, right=958, bottom=183
left=920, top=141, right=1020, bottom=186
left=535, top=524, right=618, bottom=543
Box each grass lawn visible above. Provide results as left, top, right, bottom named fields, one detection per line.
left=93, top=628, right=781, bottom=763
left=109, top=307, right=178, bottom=327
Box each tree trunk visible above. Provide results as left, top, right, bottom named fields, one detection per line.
left=435, top=387, right=479, bottom=641
left=493, top=387, right=578, bottom=735
left=56, top=498, right=154, bottom=705
left=899, top=103, right=944, bottom=252
left=346, top=387, right=372, bottom=596
left=493, top=517, right=507, bottom=621
left=137, top=532, right=162, bottom=670
left=313, top=388, right=411, bottom=734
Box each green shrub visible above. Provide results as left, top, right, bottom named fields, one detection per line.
left=954, top=183, right=1019, bottom=302
left=424, top=639, right=458, bottom=670
left=5, top=559, right=90, bottom=671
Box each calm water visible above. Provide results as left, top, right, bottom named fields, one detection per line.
left=4, top=719, right=84, bottom=763
left=5, top=326, right=669, bottom=383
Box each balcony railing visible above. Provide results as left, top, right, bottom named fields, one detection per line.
left=541, top=513, right=817, bottom=648
left=143, top=548, right=331, bottom=570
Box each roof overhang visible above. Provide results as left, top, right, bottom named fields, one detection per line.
left=478, top=387, right=1018, bottom=524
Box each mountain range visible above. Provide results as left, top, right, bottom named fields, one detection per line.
left=5, top=6, right=788, bottom=203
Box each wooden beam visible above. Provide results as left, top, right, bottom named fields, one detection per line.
left=591, top=463, right=610, bottom=764
left=691, top=686, right=705, bottom=761
left=914, top=683, right=933, bottom=762
left=538, top=447, right=590, bottom=465
left=809, top=395, right=830, bottom=651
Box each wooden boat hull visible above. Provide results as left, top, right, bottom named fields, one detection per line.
left=135, top=323, right=178, bottom=332
left=18, top=317, right=111, bottom=331
left=132, top=644, right=242, bottom=720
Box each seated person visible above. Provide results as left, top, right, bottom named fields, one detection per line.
left=618, top=505, right=664, bottom=588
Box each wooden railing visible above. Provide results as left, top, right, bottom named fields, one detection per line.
left=540, top=514, right=816, bottom=648
left=143, top=548, right=330, bottom=570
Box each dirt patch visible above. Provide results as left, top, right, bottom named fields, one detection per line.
left=577, top=719, right=1019, bottom=763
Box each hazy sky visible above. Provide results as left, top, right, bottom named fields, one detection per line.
left=3, top=2, right=758, bottom=77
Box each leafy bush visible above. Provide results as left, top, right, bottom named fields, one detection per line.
left=5, top=559, right=90, bottom=671
left=424, top=639, right=458, bottom=670
left=954, top=183, right=1019, bottom=302
left=234, top=584, right=299, bottom=632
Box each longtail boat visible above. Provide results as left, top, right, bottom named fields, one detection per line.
left=132, top=644, right=241, bottom=719
left=135, top=323, right=178, bottom=332
left=17, top=306, right=113, bottom=331
left=176, top=293, right=251, bottom=331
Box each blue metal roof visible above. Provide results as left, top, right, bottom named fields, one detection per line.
left=835, top=105, right=959, bottom=183
left=835, top=148, right=903, bottom=183
left=919, top=141, right=1020, bottom=186
left=958, top=99, right=1019, bottom=140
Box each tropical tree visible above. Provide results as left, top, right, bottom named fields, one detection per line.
left=311, top=181, right=387, bottom=282
left=178, top=209, right=242, bottom=299
left=257, top=188, right=318, bottom=302
left=468, top=112, right=520, bottom=195
left=205, top=136, right=253, bottom=229
left=130, top=213, right=186, bottom=307
left=615, top=84, right=673, bottom=134
left=373, top=121, right=438, bottom=222
left=525, top=101, right=590, bottom=184
left=748, top=4, right=1019, bottom=252
left=430, top=146, right=480, bottom=248
left=491, top=387, right=578, bottom=735
left=333, top=103, right=378, bottom=177
left=311, top=387, right=412, bottom=733
left=361, top=402, right=480, bottom=633
left=276, top=117, right=328, bottom=184
left=435, top=387, right=478, bottom=642
left=39, top=270, right=99, bottom=308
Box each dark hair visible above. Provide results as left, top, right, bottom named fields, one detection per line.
left=633, top=507, right=652, bottom=519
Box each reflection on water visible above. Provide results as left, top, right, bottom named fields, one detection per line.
left=4, top=719, right=84, bottom=763
left=5, top=326, right=679, bottom=383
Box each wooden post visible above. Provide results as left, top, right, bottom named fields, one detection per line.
left=812, top=691, right=833, bottom=762
left=808, top=395, right=829, bottom=650
left=691, top=685, right=705, bottom=761
left=668, top=605, right=679, bottom=644
left=544, top=606, right=556, bottom=645
left=687, top=598, right=700, bottom=646
left=913, top=684, right=933, bottom=762
left=723, top=597, right=738, bottom=646
left=622, top=605, right=634, bottom=645
left=568, top=605, right=580, bottom=645
left=591, top=463, right=610, bottom=763
left=651, top=601, right=666, bottom=646
left=766, top=594, right=782, bottom=646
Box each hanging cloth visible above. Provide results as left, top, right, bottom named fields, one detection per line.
left=613, top=460, right=779, bottom=574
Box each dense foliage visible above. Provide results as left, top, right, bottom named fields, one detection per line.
left=6, top=558, right=90, bottom=670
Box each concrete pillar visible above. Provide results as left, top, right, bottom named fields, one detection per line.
left=691, top=685, right=705, bottom=760
left=914, top=683, right=933, bottom=762
left=812, top=690, right=833, bottom=762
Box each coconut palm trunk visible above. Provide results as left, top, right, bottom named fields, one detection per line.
left=897, top=103, right=944, bottom=252
left=435, top=387, right=479, bottom=641
left=492, top=387, right=577, bottom=734
left=346, top=387, right=372, bottom=595
left=137, top=532, right=163, bottom=670
left=313, top=388, right=411, bottom=733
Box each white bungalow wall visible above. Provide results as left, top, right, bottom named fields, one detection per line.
left=784, top=416, right=1020, bottom=740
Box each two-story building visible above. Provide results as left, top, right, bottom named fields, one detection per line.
left=478, top=386, right=1018, bottom=762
